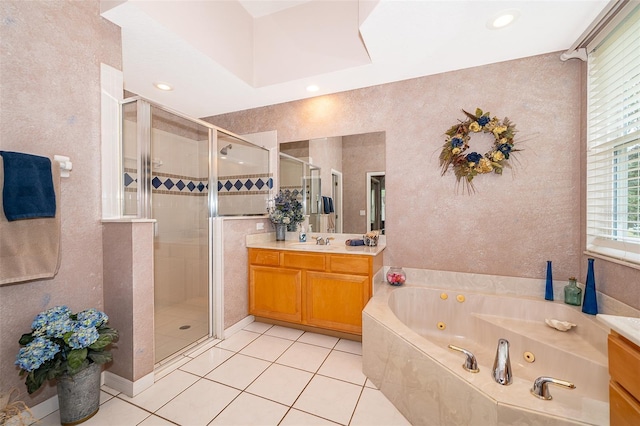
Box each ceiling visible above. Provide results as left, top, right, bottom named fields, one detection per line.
left=101, top=0, right=609, bottom=119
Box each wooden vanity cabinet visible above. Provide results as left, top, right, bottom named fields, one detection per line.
left=248, top=248, right=382, bottom=335
left=608, top=331, right=640, bottom=425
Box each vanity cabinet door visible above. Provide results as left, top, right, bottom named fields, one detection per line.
left=249, top=266, right=302, bottom=323
left=305, top=271, right=370, bottom=334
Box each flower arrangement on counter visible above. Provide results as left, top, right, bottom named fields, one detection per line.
left=439, top=108, right=519, bottom=193
left=15, top=306, right=118, bottom=394
left=268, top=189, right=304, bottom=231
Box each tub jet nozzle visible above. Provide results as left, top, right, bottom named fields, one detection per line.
left=492, top=338, right=512, bottom=385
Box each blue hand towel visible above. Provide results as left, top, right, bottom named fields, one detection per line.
left=345, top=239, right=365, bottom=246
left=322, top=196, right=335, bottom=214
left=1, top=151, right=56, bottom=221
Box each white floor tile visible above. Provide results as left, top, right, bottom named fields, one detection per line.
left=137, top=414, right=176, bottom=426
left=154, top=355, right=192, bottom=380
left=264, top=324, right=305, bottom=340
left=350, top=387, right=411, bottom=425
left=83, top=397, right=150, bottom=425
left=279, top=409, right=341, bottom=425
left=100, top=385, right=120, bottom=396
left=205, top=353, right=271, bottom=390
left=246, top=363, right=313, bottom=406
left=215, top=330, right=260, bottom=352
left=209, top=392, right=288, bottom=425
left=239, top=334, right=294, bottom=362
left=276, top=341, right=331, bottom=373
left=243, top=321, right=272, bottom=334
left=118, top=369, right=199, bottom=412
left=317, top=350, right=367, bottom=386
left=179, top=347, right=234, bottom=376
left=293, top=375, right=362, bottom=425
left=298, top=332, right=339, bottom=348
left=365, top=378, right=378, bottom=389
left=185, top=338, right=222, bottom=358
left=33, top=410, right=60, bottom=426
left=99, top=390, right=115, bottom=405
left=334, top=338, right=362, bottom=355
left=155, top=379, right=240, bottom=426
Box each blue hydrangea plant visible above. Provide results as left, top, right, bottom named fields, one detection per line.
left=16, top=306, right=118, bottom=394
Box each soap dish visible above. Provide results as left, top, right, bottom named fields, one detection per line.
left=545, top=318, right=577, bottom=332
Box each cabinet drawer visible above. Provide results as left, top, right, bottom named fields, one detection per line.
left=610, top=381, right=640, bottom=426
left=249, top=249, right=280, bottom=266
left=609, top=333, right=640, bottom=400
left=329, top=255, right=370, bottom=275
left=282, top=252, right=326, bottom=271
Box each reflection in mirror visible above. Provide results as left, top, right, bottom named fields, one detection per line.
left=367, top=172, right=385, bottom=234
left=280, top=131, right=385, bottom=234
left=279, top=153, right=321, bottom=217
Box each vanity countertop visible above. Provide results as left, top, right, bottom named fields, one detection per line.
left=597, top=314, right=640, bottom=347
left=246, top=232, right=385, bottom=256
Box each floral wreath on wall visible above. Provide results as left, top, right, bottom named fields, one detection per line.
left=439, top=108, right=519, bottom=193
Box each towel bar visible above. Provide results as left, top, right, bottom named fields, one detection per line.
left=54, top=155, right=72, bottom=177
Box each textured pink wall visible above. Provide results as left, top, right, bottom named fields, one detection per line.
left=206, top=52, right=640, bottom=311
left=103, top=222, right=154, bottom=382
left=223, top=218, right=271, bottom=329
left=0, top=0, right=121, bottom=404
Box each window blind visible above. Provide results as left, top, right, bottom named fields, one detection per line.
left=586, top=4, right=640, bottom=265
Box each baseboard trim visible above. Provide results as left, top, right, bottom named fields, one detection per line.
left=103, top=371, right=154, bottom=398
left=224, top=315, right=254, bottom=339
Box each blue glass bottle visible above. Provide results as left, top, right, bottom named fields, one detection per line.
left=545, top=260, right=554, bottom=301
left=582, top=258, right=598, bottom=315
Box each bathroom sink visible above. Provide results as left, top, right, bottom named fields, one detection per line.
left=287, top=242, right=337, bottom=251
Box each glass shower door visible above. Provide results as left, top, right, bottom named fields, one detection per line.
left=149, top=106, right=210, bottom=362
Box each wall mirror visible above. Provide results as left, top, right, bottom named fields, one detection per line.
left=280, top=131, right=386, bottom=234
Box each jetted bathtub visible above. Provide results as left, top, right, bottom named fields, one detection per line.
left=362, top=284, right=610, bottom=425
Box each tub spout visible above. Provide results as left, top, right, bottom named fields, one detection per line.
left=492, top=338, right=512, bottom=385
left=530, top=376, right=576, bottom=400
left=447, top=345, right=479, bottom=373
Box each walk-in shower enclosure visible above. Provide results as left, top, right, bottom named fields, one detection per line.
left=121, top=98, right=270, bottom=362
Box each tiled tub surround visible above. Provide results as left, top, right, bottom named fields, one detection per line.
left=362, top=270, right=640, bottom=425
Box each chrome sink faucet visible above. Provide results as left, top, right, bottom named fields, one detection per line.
left=492, top=338, right=512, bottom=385
left=315, top=236, right=333, bottom=245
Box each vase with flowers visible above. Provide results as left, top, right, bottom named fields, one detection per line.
left=268, top=190, right=304, bottom=240
left=15, top=306, right=118, bottom=424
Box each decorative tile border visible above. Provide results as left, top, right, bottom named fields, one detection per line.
left=280, top=185, right=305, bottom=200
left=217, top=174, right=272, bottom=195
left=124, top=169, right=272, bottom=196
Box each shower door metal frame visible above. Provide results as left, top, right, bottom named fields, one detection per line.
left=121, top=96, right=264, bottom=342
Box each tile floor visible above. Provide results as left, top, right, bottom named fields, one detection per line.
left=38, top=322, right=410, bottom=425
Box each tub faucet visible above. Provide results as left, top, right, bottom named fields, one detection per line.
left=530, top=376, right=576, bottom=400
left=448, top=345, right=479, bottom=373
left=492, top=338, right=512, bottom=385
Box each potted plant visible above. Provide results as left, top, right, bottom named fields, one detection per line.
left=15, top=306, right=118, bottom=425
left=268, top=190, right=304, bottom=240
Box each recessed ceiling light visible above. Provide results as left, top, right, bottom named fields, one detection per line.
left=488, top=10, right=519, bottom=29
left=306, top=85, right=319, bottom=92
left=154, top=82, right=173, bottom=91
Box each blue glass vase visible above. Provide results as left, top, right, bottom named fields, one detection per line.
left=582, top=258, right=598, bottom=315
left=545, top=260, right=554, bottom=301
